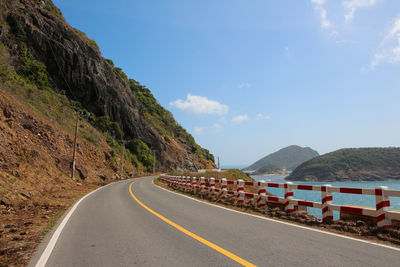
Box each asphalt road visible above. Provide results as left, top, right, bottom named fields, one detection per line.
left=30, top=177, right=400, bottom=266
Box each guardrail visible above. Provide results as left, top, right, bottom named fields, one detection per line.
left=159, top=175, right=400, bottom=228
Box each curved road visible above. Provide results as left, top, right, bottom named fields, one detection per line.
left=30, top=177, right=400, bottom=266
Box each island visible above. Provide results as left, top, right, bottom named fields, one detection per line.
left=243, top=145, right=319, bottom=175
left=287, top=147, right=400, bottom=181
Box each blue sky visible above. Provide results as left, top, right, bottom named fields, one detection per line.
left=54, top=0, right=400, bottom=166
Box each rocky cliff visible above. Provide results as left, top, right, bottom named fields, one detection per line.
left=0, top=0, right=215, bottom=171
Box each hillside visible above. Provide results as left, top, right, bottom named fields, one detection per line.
left=0, top=0, right=215, bottom=172
left=287, top=147, right=400, bottom=182
left=0, top=0, right=214, bottom=264
left=244, top=145, right=319, bottom=173
left=0, top=89, right=124, bottom=265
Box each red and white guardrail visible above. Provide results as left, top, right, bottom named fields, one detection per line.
left=160, top=175, right=400, bottom=228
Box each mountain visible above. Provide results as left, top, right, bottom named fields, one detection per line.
left=0, top=1, right=215, bottom=264
left=0, top=0, right=215, bottom=172
left=244, top=145, right=319, bottom=172
left=287, top=147, right=400, bottom=182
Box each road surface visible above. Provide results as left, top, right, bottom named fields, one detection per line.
left=30, top=176, right=400, bottom=266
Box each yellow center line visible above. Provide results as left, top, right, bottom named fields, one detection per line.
left=129, top=181, right=256, bottom=267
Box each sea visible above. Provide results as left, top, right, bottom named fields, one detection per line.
left=251, top=175, right=400, bottom=219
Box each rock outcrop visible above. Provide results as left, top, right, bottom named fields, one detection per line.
left=0, top=0, right=215, bottom=171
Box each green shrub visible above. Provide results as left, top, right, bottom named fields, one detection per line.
left=82, top=133, right=97, bottom=146
left=16, top=46, right=53, bottom=90
left=88, top=39, right=100, bottom=53
left=72, top=28, right=100, bottom=53
left=113, top=67, right=128, bottom=83
left=105, top=58, right=114, bottom=67
left=92, top=116, right=124, bottom=141
left=126, top=139, right=155, bottom=170
left=36, top=0, right=63, bottom=19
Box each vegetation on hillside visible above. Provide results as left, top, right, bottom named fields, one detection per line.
left=288, top=147, right=400, bottom=181
left=128, top=78, right=214, bottom=163
left=244, top=145, right=319, bottom=171
left=70, top=26, right=214, bottom=165
left=68, top=18, right=214, bottom=166
left=35, top=0, right=63, bottom=19
left=0, top=40, right=155, bottom=172
left=72, top=28, right=100, bottom=53
left=0, top=0, right=215, bottom=264
left=1, top=5, right=214, bottom=171
left=254, top=165, right=282, bottom=175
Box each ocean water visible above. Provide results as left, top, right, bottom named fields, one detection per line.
left=251, top=175, right=400, bottom=219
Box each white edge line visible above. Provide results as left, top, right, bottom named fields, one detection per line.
left=34, top=180, right=127, bottom=267
left=152, top=179, right=400, bottom=252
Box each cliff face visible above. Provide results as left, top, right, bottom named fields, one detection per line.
left=0, top=0, right=215, bottom=171
left=287, top=147, right=400, bottom=182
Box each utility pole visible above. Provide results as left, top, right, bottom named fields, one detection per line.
left=218, top=156, right=220, bottom=169
left=120, top=141, right=125, bottom=177
left=153, top=150, right=156, bottom=175
left=71, top=112, right=79, bottom=179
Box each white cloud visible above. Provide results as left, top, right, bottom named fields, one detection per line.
left=343, top=0, right=376, bottom=23
left=169, top=94, right=229, bottom=115
left=193, top=127, right=203, bottom=135
left=311, top=0, right=333, bottom=29
left=256, top=114, right=271, bottom=120
left=232, top=115, right=249, bottom=124
left=237, top=83, right=252, bottom=89
left=370, top=15, right=400, bottom=69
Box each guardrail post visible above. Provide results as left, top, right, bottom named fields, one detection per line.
left=284, top=182, right=294, bottom=213
left=220, top=178, right=228, bottom=199
left=321, top=184, right=333, bottom=222
left=181, top=176, right=185, bottom=190
left=191, top=177, right=197, bottom=192
left=257, top=180, right=267, bottom=208
left=375, top=186, right=392, bottom=228
left=185, top=176, right=190, bottom=191
left=177, top=176, right=182, bottom=190
left=210, top=177, right=215, bottom=195
left=237, top=179, right=245, bottom=205
left=200, top=177, right=205, bottom=193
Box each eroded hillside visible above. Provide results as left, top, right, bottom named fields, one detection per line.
left=0, top=0, right=216, bottom=265
left=0, top=0, right=215, bottom=172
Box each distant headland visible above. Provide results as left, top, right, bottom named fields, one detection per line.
left=287, top=147, right=400, bottom=182
left=243, top=145, right=319, bottom=175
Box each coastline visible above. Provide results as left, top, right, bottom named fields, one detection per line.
left=254, top=172, right=288, bottom=177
